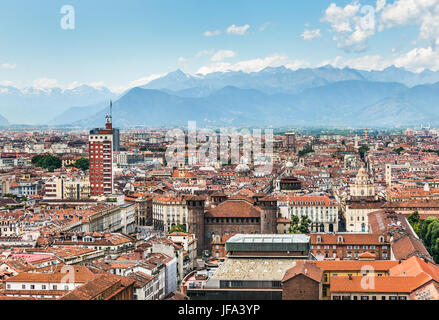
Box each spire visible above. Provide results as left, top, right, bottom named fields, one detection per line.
left=105, top=100, right=113, bottom=130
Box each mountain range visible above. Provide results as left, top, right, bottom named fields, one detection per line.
left=3, top=65, right=439, bottom=127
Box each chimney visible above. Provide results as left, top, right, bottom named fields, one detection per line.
left=304, top=268, right=308, bottom=275
left=348, top=275, right=353, bottom=280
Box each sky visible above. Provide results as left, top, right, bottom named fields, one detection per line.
left=0, top=0, right=438, bottom=93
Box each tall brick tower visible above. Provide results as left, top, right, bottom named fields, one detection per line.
left=89, top=101, right=114, bottom=196
left=186, top=195, right=206, bottom=254
left=258, top=196, right=278, bottom=234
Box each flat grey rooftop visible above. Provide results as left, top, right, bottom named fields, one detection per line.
left=226, top=234, right=310, bottom=252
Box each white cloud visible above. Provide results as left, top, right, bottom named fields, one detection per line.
left=195, top=49, right=215, bottom=59
left=394, top=46, right=439, bottom=72
left=321, top=2, right=376, bottom=52
left=319, top=55, right=391, bottom=71
left=378, top=0, right=439, bottom=45
left=1, top=63, right=16, bottom=70
left=211, top=50, right=236, bottom=62
left=376, top=0, right=387, bottom=12
left=196, top=54, right=310, bottom=75
left=178, top=57, right=187, bottom=62
left=301, top=29, right=322, bottom=40
left=32, top=78, right=60, bottom=89
left=285, top=60, right=312, bottom=70
left=226, top=24, right=250, bottom=35
left=203, top=30, right=221, bottom=37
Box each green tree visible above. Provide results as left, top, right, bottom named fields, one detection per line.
left=298, top=148, right=314, bottom=157
left=74, top=158, right=89, bottom=171
left=358, top=146, right=370, bottom=160
left=425, top=220, right=439, bottom=248
left=169, top=224, right=186, bottom=233
left=431, top=238, right=439, bottom=263
left=420, top=217, right=439, bottom=240
left=393, top=147, right=404, bottom=155
left=408, top=211, right=421, bottom=235
left=289, top=215, right=312, bottom=234
left=31, top=155, right=62, bottom=172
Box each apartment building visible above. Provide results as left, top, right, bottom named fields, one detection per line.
left=278, top=195, right=339, bottom=233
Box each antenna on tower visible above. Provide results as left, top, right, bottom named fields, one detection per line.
left=110, top=100, right=113, bottom=118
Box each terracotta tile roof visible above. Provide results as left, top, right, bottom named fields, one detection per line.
left=309, top=233, right=388, bottom=245
left=6, top=265, right=95, bottom=283
left=206, top=198, right=261, bottom=218
left=60, top=273, right=134, bottom=300
left=358, top=251, right=376, bottom=258
left=313, top=260, right=399, bottom=271
left=330, top=275, right=423, bottom=293
left=392, top=235, right=433, bottom=262
left=390, top=256, right=439, bottom=283
left=282, top=261, right=323, bottom=283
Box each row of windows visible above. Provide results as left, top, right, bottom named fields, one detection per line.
left=333, top=295, right=406, bottom=300
left=7, top=284, right=70, bottom=291
left=205, top=218, right=260, bottom=224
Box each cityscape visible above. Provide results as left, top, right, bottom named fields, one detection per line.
left=1, top=0, right=439, bottom=306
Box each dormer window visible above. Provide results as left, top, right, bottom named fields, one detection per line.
left=317, top=236, right=322, bottom=243
left=337, top=236, right=344, bottom=243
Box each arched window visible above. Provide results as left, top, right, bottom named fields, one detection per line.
left=338, top=236, right=344, bottom=243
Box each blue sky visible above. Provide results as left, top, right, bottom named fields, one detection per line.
left=0, top=0, right=437, bottom=92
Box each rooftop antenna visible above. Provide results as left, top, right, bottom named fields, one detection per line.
left=110, top=100, right=113, bottom=118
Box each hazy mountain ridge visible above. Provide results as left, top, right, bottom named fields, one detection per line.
left=5, top=65, right=439, bottom=127
left=72, top=80, right=435, bottom=128
left=0, top=85, right=117, bottom=125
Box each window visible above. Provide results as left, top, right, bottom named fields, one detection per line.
left=389, top=296, right=397, bottom=300
left=361, top=296, right=369, bottom=300
left=30, top=285, right=35, bottom=290
left=231, top=281, right=243, bottom=288
left=399, top=296, right=407, bottom=300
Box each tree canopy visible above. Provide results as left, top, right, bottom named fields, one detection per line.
left=31, top=155, right=62, bottom=172
left=289, top=215, right=312, bottom=234
left=169, top=224, right=187, bottom=234
left=73, top=158, right=89, bottom=171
